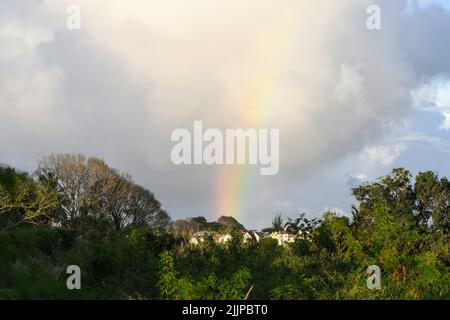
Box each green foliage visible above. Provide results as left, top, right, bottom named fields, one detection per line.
left=0, top=166, right=448, bottom=300
left=284, top=212, right=321, bottom=236
left=158, top=250, right=251, bottom=300
left=0, top=167, right=60, bottom=229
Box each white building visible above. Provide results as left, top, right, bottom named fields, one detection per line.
left=217, top=233, right=233, bottom=244
left=188, top=236, right=204, bottom=246
left=188, top=231, right=209, bottom=246
left=188, top=230, right=299, bottom=246
left=270, top=231, right=296, bottom=246
left=243, top=231, right=261, bottom=244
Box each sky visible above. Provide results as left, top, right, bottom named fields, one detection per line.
left=1, top=0, right=449, bottom=229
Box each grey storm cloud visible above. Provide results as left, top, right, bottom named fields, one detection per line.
left=1, top=0, right=450, bottom=228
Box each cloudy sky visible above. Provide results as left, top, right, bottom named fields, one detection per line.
left=1, top=0, right=449, bottom=229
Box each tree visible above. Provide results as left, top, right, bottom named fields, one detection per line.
left=284, top=212, right=321, bottom=236
left=36, top=154, right=90, bottom=227
left=414, top=171, right=449, bottom=232
left=84, top=157, right=142, bottom=230
left=352, top=168, right=449, bottom=233
left=173, top=219, right=201, bottom=235
left=272, top=213, right=284, bottom=231
left=0, top=167, right=60, bottom=229
left=127, top=184, right=170, bottom=230
left=352, top=168, right=416, bottom=230
left=36, top=154, right=170, bottom=230
left=217, top=216, right=246, bottom=231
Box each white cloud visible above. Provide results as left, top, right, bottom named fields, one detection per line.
left=359, top=144, right=406, bottom=168
left=412, top=78, right=450, bottom=130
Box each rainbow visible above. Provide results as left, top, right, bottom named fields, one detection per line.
left=213, top=11, right=298, bottom=220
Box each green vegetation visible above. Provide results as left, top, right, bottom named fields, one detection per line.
left=0, top=154, right=449, bottom=299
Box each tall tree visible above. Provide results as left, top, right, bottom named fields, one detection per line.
left=36, top=154, right=170, bottom=230
left=284, top=212, right=321, bottom=237
left=272, top=213, right=284, bottom=231
left=352, top=168, right=416, bottom=230
left=36, top=154, right=89, bottom=227
left=127, top=184, right=170, bottom=229
left=414, top=171, right=450, bottom=232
